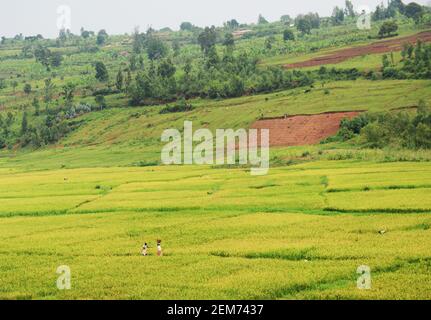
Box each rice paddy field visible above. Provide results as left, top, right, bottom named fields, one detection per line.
left=1, top=7, right=431, bottom=301
left=0, top=160, right=430, bottom=300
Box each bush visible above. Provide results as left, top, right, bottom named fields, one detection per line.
left=361, top=122, right=389, bottom=148
left=160, top=99, right=193, bottom=114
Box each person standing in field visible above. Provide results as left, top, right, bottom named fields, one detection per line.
left=142, top=243, right=148, bottom=256
left=157, top=240, right=163, bottom=257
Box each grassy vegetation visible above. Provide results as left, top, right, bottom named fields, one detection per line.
left=0, top=161, right=430, bottom=299
left=1, top=1, right=431, bottom=300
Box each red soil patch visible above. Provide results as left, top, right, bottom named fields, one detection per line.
left=251, top=111, right=361, bottom=147
left=285, top=31, right=431, bottom=69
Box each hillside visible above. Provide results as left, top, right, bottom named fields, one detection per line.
left=1, top=0, right=431, bottom=300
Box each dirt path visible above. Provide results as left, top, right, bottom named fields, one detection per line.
left=285, top=31, right=431, bottom=69
left=251, top=111, right=361, bottom=147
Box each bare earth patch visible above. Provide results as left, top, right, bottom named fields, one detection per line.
left=285, top=31, right=431, bottom=69
left=251, top=111, right=361, bottom=147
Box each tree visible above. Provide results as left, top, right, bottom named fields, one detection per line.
left=146, top=36, right=168, bottom=60
left=332, top=6, right=345, bottom=25
left=223, top=33, right=235, bottom=49
left=205, top=46, right=219, bottom=68
left=158, top=59, right=176, bottom=78
left=258, top=14, right=269, bottom=24
left=296, top=18, right=312, bottom=35
left=404, top=2, right=424, bottom=23
left=283, top=29, right=295, bottom=41
left=62, top=83, right=76, bottom=106
left=24, top=83, right=32, bottom=95
left=172, top=40, right=181, bottom=56
left=116, top=69, right=124, bottom=91
left=96, top=29, right=108, bottom=45
left=125, top=69, right=132, bottom=92
left=224, top=19, right=239, bottom=30
left=132, top=27, right=144, bottom=54
left=197, top=26, right=217, bottom=55
left=265, top=36, right=276, bottom=50
left=280, top=15, right=293, bottom=25
left=58, top=28, right=68, bottom=45
left=95, top=95, right=107, bottom=110
left=80, top=27, right=91, bottom=39
left=389, top=0, right=406, bottom=14
left=21, top=112, right=28, bottom=135
left=382, top=54, right=391, bottom=69
left=44, top=78, right=55, bottom=103
left=32, top=97, right=40, bottom=116
left=379, top=21, right=399, bottom=38
left=95, top=62, right=109, bottom=82
left=34, top=45, right=51, bottom=70
left=34, top=45, right=62, bottom=69
left=12, top=81, right=18, bottom=93
left=180, top=22, right=194, bottom=31
left=49, top=52, right=63, bottom=68
left=345, top=1, right=356, bottom=17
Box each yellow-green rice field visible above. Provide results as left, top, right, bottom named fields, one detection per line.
left=0, top=161, right=430, bottom=299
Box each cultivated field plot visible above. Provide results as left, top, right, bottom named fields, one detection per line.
left=0, top=161, right=430, bottom=299
left=284, top=30, right=431, bottom=69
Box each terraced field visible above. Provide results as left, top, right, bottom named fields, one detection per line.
left=0, top=161, right=430, bottom=299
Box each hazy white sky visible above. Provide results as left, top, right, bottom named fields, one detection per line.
left=1, top=0, right=429, bottom=38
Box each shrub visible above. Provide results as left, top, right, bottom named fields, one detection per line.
left=160, top=99, right=193, bottom=114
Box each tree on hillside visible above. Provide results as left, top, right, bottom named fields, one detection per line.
left=24, top=83, right=32, bottom=95
left=198, top=26, right=217, bottom=54
left=96, top=29, right=109, bottom=45
left=223, top=33, right=235, bottom=49
left=49, top=52, right=63, bottom=68
left=43, top=78, right=55, bottom=103
left=62, top=83, right=76, bottom=107
left=389, top=0, right=406, bottom=14
left=404, top=2, right=424, bottom=23
left=34, top=45, right=51, bottom=70
left=180, top=22, right=194, bottom=31
left=265, top=36, right=276, bottom=50
left=125, top=69, right=132, bottom=92
left=158, top=59, right=176, bottom=78
left=172, top=40, right=181, bottom=57
left=280, top=15, right=293, bottom=25
left=21, top=112, right=28, bottom=135
left=58, top=28, right=68, bottom=45
left=345, top=0, right=356, bottom=17
left=11, top=81, right=18, bottom=93
left=296, top=18, right=312, bottom=35
left=224, top=19, right=239, bottom=30
left=146, top=36, right=168, bottom=60
left=132, top=27, right=144, bottom=54
left=332, top=6, right=345, bottom=25
left=283, top=29, right=295, bottom=41
left=258, top=14, right=269, bottom=24
left=95, top=95, right=107, bottom=110
left=32, top=97, right=40, bottom=116
left=0, top=79, right=6, bottom=90
left=95, top=62, right=109, bottom=82
left=116, top=69, right=124, bottom=91
left=34, top=45, right=62, bottom=70
left=295, top=13, right=320, bottom=32
left=80, top=27, right=92, bottom=39
left=379, top=21, right=399, bottom=38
